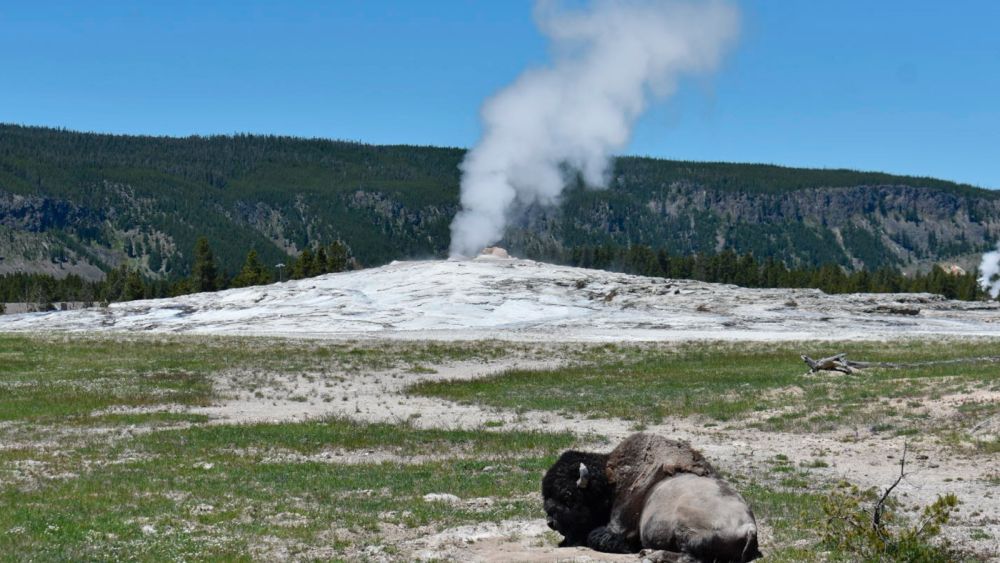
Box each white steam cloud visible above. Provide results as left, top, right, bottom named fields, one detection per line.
left=449, top=0, right=740, bottom=258
left=978, top=242, right=1000, bottom=298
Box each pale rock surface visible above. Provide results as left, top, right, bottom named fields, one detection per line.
left=1, top=256, right=997, bottom=341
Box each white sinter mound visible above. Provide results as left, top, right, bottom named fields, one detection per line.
left=2, top=255, right=998, bottom=341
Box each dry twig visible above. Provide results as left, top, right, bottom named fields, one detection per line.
left=872, top=442, right=907, bottom=537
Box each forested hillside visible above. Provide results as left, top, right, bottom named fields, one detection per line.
left=1, top=124, right=997, bottom=282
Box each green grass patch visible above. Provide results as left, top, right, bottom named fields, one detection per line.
left=410, top=340, right=1000, bottom=439
left=1, top=334, right=994, bottom=559
left=739, top=482, right=826, bottom=562
left=801, top=459, right=829, bottom=468
left=1, top=415, right=574, bottom=560
left=0, top=336, right=221, bottom=420
left=0, top=452, right=554, bottom=560
left=118, top=417, right=576, bottom=459
left=0, top=334, right=519, bottom=423
left=84, top=412, right=212, bottom=426
left=412, top=342, right=804, bottom=423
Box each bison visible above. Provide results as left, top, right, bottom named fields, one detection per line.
left=542, top=433, right=761, bottom=563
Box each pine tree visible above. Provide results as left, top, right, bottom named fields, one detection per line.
left=76, top=281, right=94, bottom=307
left=327, top=241, right=351, bottom=273
left=291, top=248, right=314, bottom=280
left=123, top=269, right=146, bottom=301
left=169, top=278, right=194, bottom=297
left=569, top=247, right=582, bottom=267
left=761, top=256, right=786, bottom=288
left=231, top=249, right=271, bottom=288
left=872, top=267, right=902, bottom=293
left=924, top=266, right=952, bottom=298
left=716, top=249, right=739, bottom=284
left=954, top=272, right=979, bottom=301
left=656, top=249, right=671, bottom=278
left=810, top=263, right=847, bottom=293
left=148, top=246, right=162, bottom=273
left=672, top=255, right=695, bottom=280
left=102, top=265, right=129, bottom=302
left=735, top=253, right=760, bottom=288
left=215, top=271, right=229, bottom=292
left=580, top=246, right=594, bottom=269
left=191, top=236, right=218, bottom=292
left=847, top=269, right=871, bottom=293
left=314, top=247, right=329, bottom=275
left=624, top=245, right=661, bottom=277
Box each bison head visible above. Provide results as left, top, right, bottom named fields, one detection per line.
left=542, top=450, right=613, bottom=547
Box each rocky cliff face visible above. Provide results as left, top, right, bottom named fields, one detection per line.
left=0, top=185, right=180, bottom=280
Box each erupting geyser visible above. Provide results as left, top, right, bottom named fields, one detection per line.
left=448, top=0, right=740, bottom=258
left=978, top=242, right=1000, bottom=298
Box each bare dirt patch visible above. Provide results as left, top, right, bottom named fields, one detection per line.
left=408, top=520, right=635, bottom=562
left=173, top=352, right=1000, bottom=561
left=188, top=358, right=568, bottom=427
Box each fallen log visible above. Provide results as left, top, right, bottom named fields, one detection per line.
left=801, top=353, right=855, bottom=374
left=802, top=353, right=1000, bottom=374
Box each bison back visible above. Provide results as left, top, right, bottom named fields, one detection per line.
left=639, top=473, right=760, bottom=562
left=605, top=433, right=717, bottom=534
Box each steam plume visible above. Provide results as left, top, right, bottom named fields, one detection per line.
left=978, top=242, right=1000, bottom=298
left=449, top=0, right=740, bottom=258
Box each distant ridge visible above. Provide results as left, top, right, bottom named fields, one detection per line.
left=1, top=123, right=997, bottom=281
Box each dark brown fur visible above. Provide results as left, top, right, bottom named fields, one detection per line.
left=603, top=433, right=718, bottom=543
left=541, top=450, right=613, bottom=547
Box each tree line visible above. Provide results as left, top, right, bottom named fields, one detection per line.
left=0, top=237, right=357, bottom=312
left=4, top=124, right=997, bottom=278
left=563, top=244, right=985, bottom=301
left=0, top=240, right=990, bottom=315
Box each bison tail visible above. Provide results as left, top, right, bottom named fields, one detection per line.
left=684, top=523, right=760, bottom=563
left=738, top=524, right=762, bottom=562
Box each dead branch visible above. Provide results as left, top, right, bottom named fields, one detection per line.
left=872, top=442, right=907, bottom=537
left=801, top=353, right=869, bottom=374
left=970, top=415, right=998, bottom=434
left=801, top=353, right=1000, bottom=374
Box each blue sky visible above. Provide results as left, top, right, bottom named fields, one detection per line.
left=1, top=1, right=997, bottom=188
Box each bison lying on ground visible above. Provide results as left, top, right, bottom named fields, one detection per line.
left=542, top=433, right=761, bottom=563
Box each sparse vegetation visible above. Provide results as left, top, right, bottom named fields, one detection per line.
left=822, top=482, right=961, bottom=561
left=1, top=422, right=569, bottom=560
left=0, top=334, right=574, bottom=559
left=412, top=340, right=1000, bottom=447
left=0, top=333, right=995, bottom=560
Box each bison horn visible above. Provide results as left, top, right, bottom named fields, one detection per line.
left=576, top=463, right=590, bottom=489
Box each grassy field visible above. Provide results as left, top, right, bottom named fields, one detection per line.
left=413, top=340, right=1000, bottom=453
left=0, top=335, right=555, bottom=560
left=0, top=334, right=510, bottom=423
left=0, top=334, right=996, bottom=561
left=2, top=420, right=572, bottom=560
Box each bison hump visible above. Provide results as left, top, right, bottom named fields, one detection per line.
left=608, top=433, right=717, bottom=486
left=605, top=433, right=718, bottom=532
